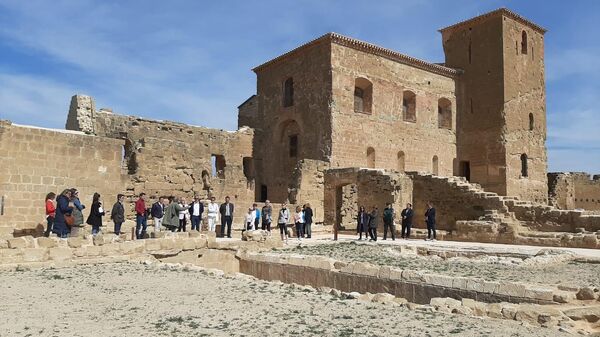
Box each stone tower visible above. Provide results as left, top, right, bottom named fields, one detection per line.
left=440, top=8, right=548, bottom=202
left=66, top=94, right=96, bottom=134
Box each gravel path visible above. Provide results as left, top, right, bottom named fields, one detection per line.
left=276, top=241, right=600, bottom=287
left=0, top=262, right=570, bottom=337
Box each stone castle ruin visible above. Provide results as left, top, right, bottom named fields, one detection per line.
left=1, top=8, right=599, bottom=248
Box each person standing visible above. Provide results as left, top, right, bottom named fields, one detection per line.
left=162, top=197, right=187, bottom=232
left=303, top=203, right=313, bottom=239
left=207, top=196, right=219, bottom=232
left=357, top=206, right=369, bottom=240
left=135, top=193, right=147, bottom=239
left=86, top=193, right=105, bottom=235
left=368, top=206, right=378, bottom=242
left=261, top=200, right=273, bottom=232
left=425, top=202, right=437, bottom=241
left=178, top=197, right=189, bottom=232
left=277, top=203, right=290, bottom=244
left=245, top=208, right=255, bottom=231
left=70, top=188, right=86, bottom=237
left=219, top=196, right=234, bottom=238
left=294, top=205, right=305, bottom=242
left=253, top=203, right=260, bottom=231
left=190, top=196, right=204, bottom=231
left=111, top=194, right=125, bottom=235
left=44, top=192, right=56, bottom=237
left=151, top=196, right=165, bottom=233
left=53, top=189, right=73, bottom=238
left=401, top=203, right=414, bottom=239
left=382, top=203, right=396, bottom=241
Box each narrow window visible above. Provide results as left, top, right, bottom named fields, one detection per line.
left=260, top=185, right=268, bottom=202
left=354, top=78, right=372, bottom=113
left=432, top=155, right=439, bottom=175
left=402, top=90, right=416, bottom=122
left=283, top=77, right=294, bottom=107
left=468, top=39, right=472, bottom=64
left=520, top=154, right=528, bottom=177
left=124, top=139, right=138, bottom=175
left=529, top=113, right=534, bottom=131
left=367, top=147, right=375, bottom=168
left=397, top=151, right=405, bottom=172
left=211, top=154, right=226, bottom=179
left=289, top=135, right=298, bottom=157
left=470, top=98, right=474, bottom=114
left=521, top=31, right=528, bottom=55
left=437, top=98, right=452, bottom=129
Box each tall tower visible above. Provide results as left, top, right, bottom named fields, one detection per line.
left=440, top=8, right=548, bottom=203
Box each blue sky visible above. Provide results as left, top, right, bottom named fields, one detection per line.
left=0, top=0, right=598, bottom=172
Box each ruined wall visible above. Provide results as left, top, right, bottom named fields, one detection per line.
left=548, top=173, right=600, bottom=211
left=67, top=95, right=256, bottom=227
left=0, top=121, right=127, bottom=231
left=253, top=41, right=333, bottom=203
left=288, top=159, right=329, bottom=224
left=330, top=43, right=457, bottom=176
left=323, top=168, right=412, bottom=230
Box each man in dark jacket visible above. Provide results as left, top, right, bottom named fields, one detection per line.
left=425, top=202, right=437, bottom=241
left=219, top=196, right=234, bottom=238
left=189, top=196, right=204, bottom=231
left=400, top=203, right=414, bottom=239
left=111, top=194, right=125, bottom=235
left=368, top=206, right=378, bottom=242
left=382, top=203, right=395, bottom=241
left=303, top=203, right=313, bottom=238
left=151, top=196, right=165, bottom=233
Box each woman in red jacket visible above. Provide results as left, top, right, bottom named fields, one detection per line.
left=44, top=192, right=56, bottom=237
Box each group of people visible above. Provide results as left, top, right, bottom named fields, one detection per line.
left=356, top=202, right=437, bottom=242
left=44, top=189, right=106, bottom=238
left=44, top=191, right=316, bottom=242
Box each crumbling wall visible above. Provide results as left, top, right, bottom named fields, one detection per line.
left=67, top=95, right=256, bottom=227
left=0, top=121, right=127, bottom=231
left=548, top=172, right=600, bottom=211
left=324, top=168, right=412, bottom=230
left=288, top=159, right=329, bottom=224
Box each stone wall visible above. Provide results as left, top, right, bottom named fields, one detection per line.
left=287, top=159, right=329, bottom=223
left=329, top=43, right=457, bottom=176
left=548, top=172, right=600, bottom=211
left=0, top=121, right=127, bottom=231
left=66, top=95, right=256, bottom=227
left=323, top=168, right=412, bottom=230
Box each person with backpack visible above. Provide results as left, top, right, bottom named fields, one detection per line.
left=382, top=203, right=396, bottom=241
left=151, top=196, right=165, bottom=232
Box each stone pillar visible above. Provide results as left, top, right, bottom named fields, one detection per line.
left=66, top=95, right=96, bottom=134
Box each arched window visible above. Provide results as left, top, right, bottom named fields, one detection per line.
left=521, top=31, right=528, bottom=55
left=397, top=151, right=405, bottom=172
left=520, top=154, right=528, bottom=177
left=432, top=155, right=439, bottom=175
left=437, top=98, right=452, bottom=129
left=529, top=113, right=534, bottom=131
left=366, top=147, right=375, bottom=168
left=354, top=78, right=372, bottom=113
left=283, top=77, right=294, bottom=107
left=402, top=90, right=416, bottom=122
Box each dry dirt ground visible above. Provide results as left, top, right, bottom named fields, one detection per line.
left=275, top=241, right=600, bottom=288
left=0, top=262, right=571, bottom=337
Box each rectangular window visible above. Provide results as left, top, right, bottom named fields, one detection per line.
left=211, top=154, right=226, bottom=179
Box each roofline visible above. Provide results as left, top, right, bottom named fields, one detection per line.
left=252, top=32, right=460, bottom=78
left=237, top=94, right=256, bottom=109
left=439, top=8, right=547, bottom=34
